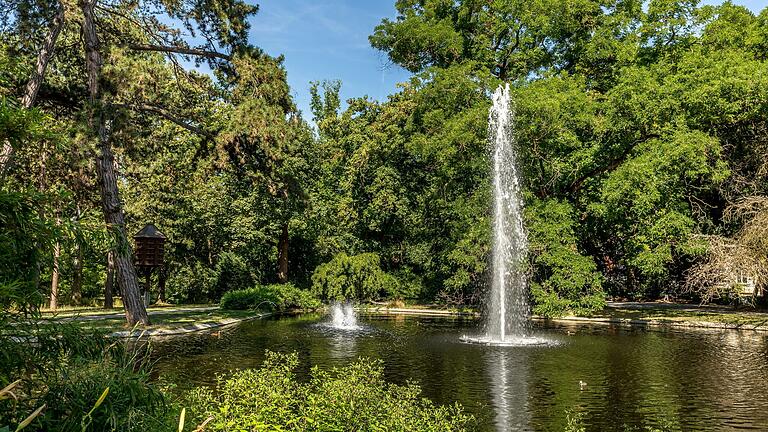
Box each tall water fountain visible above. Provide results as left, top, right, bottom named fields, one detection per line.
left=463, top=84, right=547, bottom=346
left=487, top=83, right=529, bottom=342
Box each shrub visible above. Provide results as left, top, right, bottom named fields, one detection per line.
left=185, top=351, right=472, bottom=431
left=0, top=189, right=52, bottom=312
left=388, top=268, right=424, bottom=300
left=220, top=283, right=321, bottom=311
left=531, top=283, right=606, bottom=318
left=311, top=252, right=398, bottom=301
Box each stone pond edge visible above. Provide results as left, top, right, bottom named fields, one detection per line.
left=108, top=305, right=768, bottom=338
left=357, top=306, right=768, bottom=333
left=109, top=313, right=271, bottom=338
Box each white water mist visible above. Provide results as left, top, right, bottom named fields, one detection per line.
left=329, top=302, right=358, bottom=329
left=486, top=83, right=530, bottom=341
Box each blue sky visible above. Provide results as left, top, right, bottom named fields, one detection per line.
left=248, top=0, right=767, bottom=121
left=248, top=0, right=410, bottom=121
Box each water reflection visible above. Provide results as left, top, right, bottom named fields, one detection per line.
left=326, top=330, right=358, bottom=360
left=486, top=348, right=531, bottom=431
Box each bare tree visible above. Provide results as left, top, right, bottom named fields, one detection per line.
left=685, top=196, right=768, bottom=303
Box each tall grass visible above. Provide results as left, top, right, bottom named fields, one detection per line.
left=0, top=316, right=171, bottom=431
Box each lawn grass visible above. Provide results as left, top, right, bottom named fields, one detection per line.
left=39, top=303, right=215, bottom=318
left=42, top=308, right=261, bottom=333
left=30, top=301, right=768, bottom=334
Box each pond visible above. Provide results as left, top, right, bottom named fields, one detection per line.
left=151, top=313, right=768, bottom=431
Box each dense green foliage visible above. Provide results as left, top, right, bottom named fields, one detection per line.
left=357, top=0, right=768, bottom=313
left=3, top=0, right=768, bottom=316
left=3, top=0, right=768, bottom=428
left=221, top=283, right=321, bottom=311
left=310, top=252, right=399, bottom=301
left=527, top=199, right=605, bottom=316
left=0, top=189, right=50, bottom=311
left=184, top=351, right=472, bottom=431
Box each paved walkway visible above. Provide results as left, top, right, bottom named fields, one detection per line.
left=47, top=306, right=266, bottom=338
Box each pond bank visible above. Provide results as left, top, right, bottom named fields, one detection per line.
left=109, top=312, right=270, bottom=338
left=358, top=302, right=768, bottom=332
left=52, top=301, right=768, bottom=337
left=42, top=306, right=267, bottom=338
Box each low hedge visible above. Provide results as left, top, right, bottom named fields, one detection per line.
left=220, top=283, right=322, bottom=311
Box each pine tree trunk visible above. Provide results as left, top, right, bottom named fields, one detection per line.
left=277, top=223, right=289, bottom=283
left=81, top=0, right=148, bottom=326
left=36, top=146, right=51, bottom=298
left=49, top=240, right=60, bottom=310
left=104, top=250, right=114, bottom=308
left=0, top=2, right=65, bottom=176
left=95, top=119, right=149, bottom=324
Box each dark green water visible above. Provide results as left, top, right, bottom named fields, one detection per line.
left=151, top=314, right=768, bottom=431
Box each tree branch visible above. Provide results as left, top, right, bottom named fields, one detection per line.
left=126, top=43, right=231, bottom=61
left=115, top=103, right=216, bottom=140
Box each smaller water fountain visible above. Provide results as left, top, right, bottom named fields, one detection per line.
left=328, top=302, right=359, bottom=330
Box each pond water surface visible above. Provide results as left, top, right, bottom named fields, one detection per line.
left=151, top=314, right=768, bottom=431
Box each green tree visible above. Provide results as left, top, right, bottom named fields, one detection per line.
left=311, top=252, right=398, bottom=301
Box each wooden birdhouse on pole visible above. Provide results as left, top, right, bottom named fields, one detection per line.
left=134, top=224, right=166, bottom=305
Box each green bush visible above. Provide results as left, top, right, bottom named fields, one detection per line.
left=311, top=252, right=398, bottom=301
left=184, top=351, right=472, bottom=431
left=220, top=283, right=321, bottom=311
left=166, top=262, right=216, bottom=304
left=531, top=283, right=606, bottom=318
left=167, top=253, right=260, bottom=303
left=0, top=189, right=53, bottom=312
left=388, top=268, right=424, bottom=300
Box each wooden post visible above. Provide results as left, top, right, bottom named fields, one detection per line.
left=105, top=250, right=114, bottom=308
left=158, top=266, right=166, bottom=303
left=133, top=224, right=166, bottom=307
left=145, top=269, right=151, bottom=307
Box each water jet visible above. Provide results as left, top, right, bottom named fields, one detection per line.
left=328, top=302, right=359, bottom=330
left=462, top=84, right=550, bottom=347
